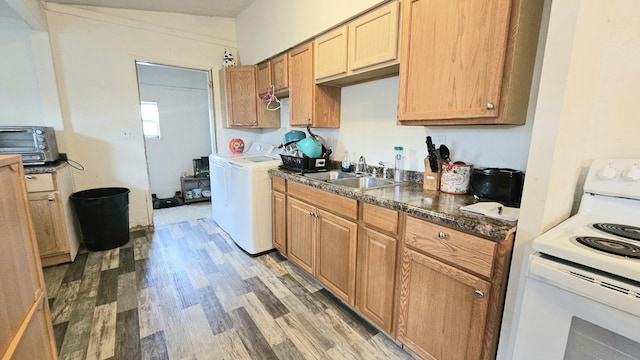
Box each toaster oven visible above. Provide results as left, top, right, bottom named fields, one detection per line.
left=0, top=126, right=60, bottom=165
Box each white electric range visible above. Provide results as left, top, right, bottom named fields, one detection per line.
left=209, top=143, right=281, bottom=255
left=513, top=158, right=640, bottom=359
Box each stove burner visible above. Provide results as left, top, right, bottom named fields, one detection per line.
left=576, top=236, right=640, bottom=259
left=593, top=223, right=640, bottom=242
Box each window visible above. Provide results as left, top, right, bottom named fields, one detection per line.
left=141, top=101, right=160, bottom=138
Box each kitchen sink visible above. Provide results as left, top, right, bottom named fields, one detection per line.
left=304, top=171, right=357, bottom=181
left=330, top=177, right=396, bottom=190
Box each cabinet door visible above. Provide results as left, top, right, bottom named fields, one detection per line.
left=288, top=42, right=314, bottom=126
left=256, top=60, right=272, bottom=95
left=287, top=197, right=315, bottom=274
left=348, top=0, right=399, bottom=72
left=271, top=53, right=289, bottom=95
left=398, top=0, right=511, bottom=122
left=223, top=66, right=259, bottom=127
left=28, top=191, right=67, bottom=257
left=315, top=209, right=357, bottom=305
left=0, top=156, right=57, bottom=360
left=272, top=190, right=286, bottom=253
left=356, top=226, right=397, bottom=333
left=397, top=248, right=491, bottom=360
left=315, top=26, right=348, bottom=80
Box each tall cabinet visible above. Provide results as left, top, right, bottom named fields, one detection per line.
left=0, top=155, right=57, bottom=360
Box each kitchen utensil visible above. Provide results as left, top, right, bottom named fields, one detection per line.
left=192, top=188, right=203, bottom=198
left=470, top=168, right=525, bottom=207
left=306, top=124, right=330, bottom=150
left=284, top=130, right=306, bottom=144
left=425, top=136, right=438, bottom=172
left=440, top=162, right=473, bottom=194
left=439, top=144, right=451, bottom=163
left=296, top=137, right=322, bottom=158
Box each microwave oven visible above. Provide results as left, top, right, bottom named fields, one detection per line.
left=0, top=126, right=60, bottom=165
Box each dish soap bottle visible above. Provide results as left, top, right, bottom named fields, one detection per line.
left=342, top=152, right=351, bottom=172
left=394, top=146, right=404, bottom=182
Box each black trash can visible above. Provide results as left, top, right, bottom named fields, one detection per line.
left=71, top=187, right=130, bottom=251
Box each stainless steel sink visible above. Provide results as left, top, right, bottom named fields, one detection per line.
left=330, top=177, right=396, bottom=190
left=304, top=171, right=357, bottom=181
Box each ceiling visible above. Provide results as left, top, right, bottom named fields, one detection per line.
left=12, top=0, right=257, bottom=18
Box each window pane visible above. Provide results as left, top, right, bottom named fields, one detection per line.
left=140, top=101, right=160, bottom=138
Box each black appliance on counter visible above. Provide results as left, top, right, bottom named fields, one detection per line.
left=470, top=168, right=525, bottom=207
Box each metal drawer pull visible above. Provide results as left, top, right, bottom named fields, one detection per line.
left=309, top=211, right=318, bottom=218
left=474, top=290, right=484, bottom=298
left=438, top=231, right=446, bottom=239
left=486, top=103, right=495, bottom=110
left=48, top=197, right=54, bottom=202
left=26, top=175, right=33, bottom=179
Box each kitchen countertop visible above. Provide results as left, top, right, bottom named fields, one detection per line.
left=23, top=160, right=68, bottom=174
left=269, top=168, right=517, bottom=242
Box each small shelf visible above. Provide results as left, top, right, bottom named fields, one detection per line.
left=180, top=176, right=211, bottom=204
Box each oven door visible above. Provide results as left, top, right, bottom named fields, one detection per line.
left=513, top=253, right=640, bottom=360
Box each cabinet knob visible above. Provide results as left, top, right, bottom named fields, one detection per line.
left=438, top=231, right=446, bottom=239
left=474, top=290, right=484, bottom=298
left=309, top=211, right=318, bottom=218
left=48, top=197, right=55, bottom=202
left=26, top=175, right=33, bottom=179
left=486, top=103, right=495, bottom=110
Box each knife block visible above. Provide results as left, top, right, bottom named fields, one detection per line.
left=423, top=157, right=441, bottom=191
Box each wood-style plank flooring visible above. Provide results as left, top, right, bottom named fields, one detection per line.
left=43, top=217, right=415, bottom=360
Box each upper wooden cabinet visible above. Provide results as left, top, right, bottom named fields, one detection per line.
left=397, top=0, right=544, bottom=125
left=288, top=42, right=341, bottom=128
left=271, top=53, right=289, bottom=97
left=219, top=66, right=280, bottom=129
left=256, top=60, right=272, bottom=96
left=315, top=1, right=400, bottom=86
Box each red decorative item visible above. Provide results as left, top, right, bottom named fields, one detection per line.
left=229, top=138, right=245, bottom=154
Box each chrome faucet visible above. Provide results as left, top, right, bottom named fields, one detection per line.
left=378, top=161, right=389, bottom=179
left=356, top=156, right=367, bottom=175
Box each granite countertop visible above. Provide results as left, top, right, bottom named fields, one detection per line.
left=269, top=168, right=517, bottom=242
left=23, top=160, right=68, bottom=174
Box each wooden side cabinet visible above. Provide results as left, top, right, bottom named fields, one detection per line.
left=397, top=0, right=544, bottom=125
left=1, top=155, right=57, bottom=360
left=26, top=164, right=80, bottom=267
left=288, top=41, right=341, bottom=128
left=271, top=53, right=289, bottom=97
left=396, top=215, right=515, bottom=360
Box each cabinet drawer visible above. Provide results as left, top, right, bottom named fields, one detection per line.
left=361, top=202, right=399, bottom=235
left=25, top=173, right=55, bottom=192
left=404, top=216, right=495, bottom=278
left=288, top=181, right=357, bottom=219
left=272, top=176, right=286, bottom=193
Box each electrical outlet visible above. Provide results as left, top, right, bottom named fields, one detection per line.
left=121, top=129, right=134, bottom=139
left=432, top=135, right=446, bottom=147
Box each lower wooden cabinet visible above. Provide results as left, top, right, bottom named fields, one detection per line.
left=271, top=190, right=287, bottom=253
left=397, top=247, right=491, bottom=360
left=26, top=164, right=80, bottom=267
left=287, top=197, right=316, bottom=274
left=1, top=155, right=57, bottom=359
left=356, top=226, right=397, bottom=333
left=315, top=208, right=357, bottom=304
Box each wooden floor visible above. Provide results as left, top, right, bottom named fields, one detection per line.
left=43, top=218, right=415, bottom=360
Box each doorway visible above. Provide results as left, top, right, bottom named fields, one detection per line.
left=135, top=62, right=214, bottom=216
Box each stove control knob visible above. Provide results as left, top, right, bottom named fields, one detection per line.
left=597, top=164, right=617, bottom=180
left=622, top=164, right=640, bottom=181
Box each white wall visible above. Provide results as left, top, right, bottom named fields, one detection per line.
left=498, top=1, right=640, bottom=358
left=46, top=4, right=238, bottom=228
left=236, top=0, right=386, bottom=64
left=137, top=64, right=211, bottom=198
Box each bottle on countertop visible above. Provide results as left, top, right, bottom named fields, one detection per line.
left=394, top=146, right=404, bottom=182
left=342, top=152, right=351, bottom=172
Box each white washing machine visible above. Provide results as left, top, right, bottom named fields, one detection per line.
left=209, top=143, right=281, bottom=255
